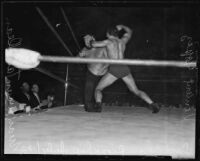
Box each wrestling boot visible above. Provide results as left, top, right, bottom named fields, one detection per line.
left=94, top=102, right=102, bottom=112
left=149, top=102, right=161, bottom=114
left=85, top=103, right=97, bottom=112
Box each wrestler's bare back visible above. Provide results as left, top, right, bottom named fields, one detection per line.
left=91, top=25, right=132, bottom=61
left=106, top=38, right=126, bottom=60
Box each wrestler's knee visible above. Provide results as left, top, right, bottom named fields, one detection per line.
left=95, top=84, right=104, bottom=92
left=95, top=88, right=102, bottom=94
left=134, top=90, right=143, bottom=97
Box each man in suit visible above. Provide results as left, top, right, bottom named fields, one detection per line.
left=30, top=83, right=41, bottom=109
left=30, top=84, right=53, bottom=110
left=17, top=82, right=31, bottom=106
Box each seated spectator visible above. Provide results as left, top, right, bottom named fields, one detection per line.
left=31, top=88, right=57, bottom=111
left=46, top=93, right=56, bottom=108
left=30, top=83, right=49, bottom=111
left=40, top=92, right=56, bottom=109
left=30, top=83, right=41, bottom=109
left=16, top=82, right=31, bottom=106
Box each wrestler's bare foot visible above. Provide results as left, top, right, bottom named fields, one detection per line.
left=149, top=103, right=161, bottom=114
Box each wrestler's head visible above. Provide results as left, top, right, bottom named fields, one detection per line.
left=84, top=34, right=95, bottom=49
left=106, top=25, right=119, bottom=39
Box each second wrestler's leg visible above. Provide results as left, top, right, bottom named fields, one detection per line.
left=95, top=73, right=118, bottom=111
left=122, top=74, right=160, bottom=113
left=95, top=73, right=118, bottom=103
left=122, top=74, right=153, bottom=104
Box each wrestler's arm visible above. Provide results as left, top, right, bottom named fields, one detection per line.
left=78, top=48, right=89, bottom=57
left=117, top=25, right=132, bottom=44
left=91, top=40, right=109, bottom=48
left=102, top=48, right=108, bottom=58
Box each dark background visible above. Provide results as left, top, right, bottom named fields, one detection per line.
left=4, top=3, right=199, bottom=107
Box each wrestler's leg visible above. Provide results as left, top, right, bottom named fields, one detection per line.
left=84, top=70, right=98, bottom=111
left=95, top=73, right=118, bottom=103
left=122, top=74, right=160, bottom=113
left=92, top=75, right=102, bottom=104
left=122, top=74, right=153, bottom=104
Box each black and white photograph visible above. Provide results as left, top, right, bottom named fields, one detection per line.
left=2, top=1, right=199, bottom=160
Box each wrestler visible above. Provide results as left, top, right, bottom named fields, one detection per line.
left=78, top=35, right=108, bottom=112
left=91, top=24, right=160, bottom=113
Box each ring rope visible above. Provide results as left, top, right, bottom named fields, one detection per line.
left=39, top=55, right=196, bottom=68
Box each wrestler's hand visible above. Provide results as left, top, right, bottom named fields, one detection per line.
left=84, top=35, right=95, bottom=48
left=89, top=39, right=95, bottom=48
left=78, top=51, right=85, bottom=57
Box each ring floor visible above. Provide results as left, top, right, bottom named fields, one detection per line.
left=4, top=105, right=195, bottom=159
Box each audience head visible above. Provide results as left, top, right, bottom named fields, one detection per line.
left=21, top=82, right=30, bottom=93
left=32, top=84, right=39, bottom=93
left=47, top=95, right=54, bottom=102
left=47, top=92, right=55, bottom=102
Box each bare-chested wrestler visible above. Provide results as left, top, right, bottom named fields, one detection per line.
left=78, top=35, right=109, bottom=112
left=91, top=24, right=160, bottom=113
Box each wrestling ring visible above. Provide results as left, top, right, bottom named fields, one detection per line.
left=4, top=7, right=197, bottom=159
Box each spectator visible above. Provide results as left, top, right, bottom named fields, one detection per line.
left=30, top=83, right=41, bottom=109
left=16, top=82, right=31, bottom=106
left=40, top=92, right=56, bottom=109
left=46, top=93, right=55, bottom=108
